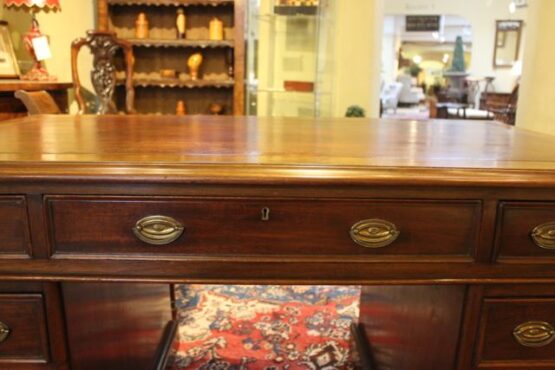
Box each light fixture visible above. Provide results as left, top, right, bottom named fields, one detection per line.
left=442, top=53, right=450, bottom=64
left=3, top=0, right=61, bottom=81
left=412, top=55, right=423, bottom=64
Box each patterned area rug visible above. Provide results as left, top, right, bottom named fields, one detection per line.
left=170, top=285, right=361, bottom=370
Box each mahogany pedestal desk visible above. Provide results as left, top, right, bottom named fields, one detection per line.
left=1, top=115, right=555, bottom=370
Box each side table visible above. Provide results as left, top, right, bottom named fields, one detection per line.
left=0, top=80, right=72, bottom=120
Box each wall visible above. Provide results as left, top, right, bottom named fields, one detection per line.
left=35, top=1, right=96, bottom=86
left=383, top=0, right=528, bottom=93
left=516, top=0, right=555, bottom=135
left=2, top=0, right=95, bottom=111
left=332, top=0, right=383, bottom=118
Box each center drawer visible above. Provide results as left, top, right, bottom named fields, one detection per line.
left=45, top=196, right=481, bottom=259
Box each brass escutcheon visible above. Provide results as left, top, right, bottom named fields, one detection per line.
left=513, top=321, right=555, bottom=347
left=132, top=215, right=184, bottom=246
left=0, top=322, right=10, bottom=343
left=531, top=222, right=555, bottom=250
left=350, top=219, right=400, bottom=249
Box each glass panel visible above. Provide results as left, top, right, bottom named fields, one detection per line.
left=246, top=0, right=334, bottom=117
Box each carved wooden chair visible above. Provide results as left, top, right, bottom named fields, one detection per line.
left=14, top=90, right=61, bottom=115
left=71, top=30, right=135, bottom=115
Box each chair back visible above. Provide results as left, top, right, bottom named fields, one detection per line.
left=71, top=30, right=135, bottom=114
left=14, top=90, right=61, bottom=115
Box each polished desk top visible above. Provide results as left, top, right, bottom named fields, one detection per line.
left=0, top=115, right=555, bottom=186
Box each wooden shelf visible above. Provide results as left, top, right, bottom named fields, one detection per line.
left=99, top=0, right=244, bottom=115
left=128, top=38, right=234, bottom=48
left=120, top=78, right=234, bottom=88
left=107, top=0, right=234, bottom=6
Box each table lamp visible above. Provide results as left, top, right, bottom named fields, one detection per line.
left=3, top=0, right=61, bottom=81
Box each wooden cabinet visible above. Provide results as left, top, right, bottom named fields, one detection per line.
left=97, top=0, right=245, bottom=115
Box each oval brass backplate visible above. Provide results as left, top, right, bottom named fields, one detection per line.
left=132, top=215, right=184, bottom=246
left=0, top=322, right=10, bottom=343
left=531, top=222, right=555, bottom=250
left=513, top=321, right=555, bottom=347
left=350, top=219, right=400, bottom=249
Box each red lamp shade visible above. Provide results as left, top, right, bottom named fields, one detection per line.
left=4, top=0, right=61, bottom=10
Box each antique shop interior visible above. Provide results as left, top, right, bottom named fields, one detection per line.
left=0, top=0, right=554, bottom=369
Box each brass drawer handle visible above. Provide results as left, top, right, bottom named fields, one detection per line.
left=132, top=215, right=184, bottom=246
left=0, top=322, right=10, bottom=343
left=513, top=321, right=555, bottom=348
left=350, top=219, right=400, bottom=248
left=531, top=222, right=555, bottom=250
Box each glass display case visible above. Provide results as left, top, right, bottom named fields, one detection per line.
left=245, top=0, right=335, bottom=117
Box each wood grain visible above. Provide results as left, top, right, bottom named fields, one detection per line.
left=477, top=298, right=555, bottom=366
left=62, top=283, right=172, bottom=370
left=0, top=294, right=49, bottom=364
left=358, top=285, right=465, bottom=370
left=0, top=116, right=555, bottom=185
left=496, top=202, right=555, bottom=262
left=0, top=196, right=31, bottom=258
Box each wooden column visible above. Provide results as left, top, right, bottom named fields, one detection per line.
left=233, top=0, right=246, bottom=115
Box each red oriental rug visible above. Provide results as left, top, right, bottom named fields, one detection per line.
left=170, top=285, right=361, bottom=370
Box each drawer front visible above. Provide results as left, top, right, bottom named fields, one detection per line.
left=47, top=197, right=480, bottom=259
left=0, top=196, right=31, bottom=257
left=477, top=298, right=555, bottom=366
left=0, top=294, right=49, bottom=364
left=497, top=202, right=555, bottom=261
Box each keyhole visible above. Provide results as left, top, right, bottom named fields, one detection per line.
left=261, top=207, right=270, bottom=221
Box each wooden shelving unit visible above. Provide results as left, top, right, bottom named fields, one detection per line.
left=97, top=0, right=244, bottom=115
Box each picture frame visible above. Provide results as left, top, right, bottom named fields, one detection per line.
left=0, top=21, right=20, bottom=79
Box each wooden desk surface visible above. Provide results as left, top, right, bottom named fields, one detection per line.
left=0, top=115, right=554, bottom=186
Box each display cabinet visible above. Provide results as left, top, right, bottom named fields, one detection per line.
left=97, top=0, right=245, bottom=115
left=245, top=0, right=334, bottom=117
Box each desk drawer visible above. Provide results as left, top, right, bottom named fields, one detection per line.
left=46, top=197, right=480, bottom=259
left=497, top=202, right=555, bottom=261
left=477, top=298, right=555, bottom=367
left=0, top=294, right=50, bottom=364
left=0, top=196, right=30, bottom=257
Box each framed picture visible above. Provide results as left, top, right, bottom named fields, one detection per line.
left=0, top=21, right=20, bottom=78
